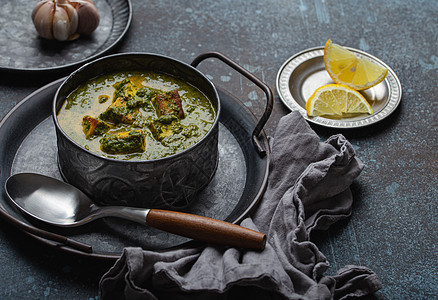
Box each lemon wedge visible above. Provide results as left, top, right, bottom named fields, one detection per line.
left=306, top=84, right=373, bottom=117
left=324, top=39, right=388, bottom=90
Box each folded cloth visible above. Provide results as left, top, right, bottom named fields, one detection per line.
left=99, top=111, right=382, bottom=299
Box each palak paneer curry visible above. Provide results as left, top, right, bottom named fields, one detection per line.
left=57, top=71, right=216, bottom=160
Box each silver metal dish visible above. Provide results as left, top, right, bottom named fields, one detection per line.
left=276, top=46, right=402, bottom=128
left=53, top=52, right=273, bottom=210
left=54, top=53, right=221, bottom=210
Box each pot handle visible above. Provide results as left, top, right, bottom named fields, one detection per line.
left=191, top=52, right=273, bottom=157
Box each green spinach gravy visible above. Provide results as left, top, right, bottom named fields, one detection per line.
left=57, top=71, right=216, bottom=160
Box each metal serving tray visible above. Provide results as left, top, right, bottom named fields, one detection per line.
left=0, top=78, right=269, bottom=260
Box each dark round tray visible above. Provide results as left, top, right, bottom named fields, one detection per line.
left=0, top=78, right=269, bottom=260
left=0, top=0, right=132, bottom=72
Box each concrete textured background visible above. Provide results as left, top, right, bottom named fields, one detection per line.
left=0, top=0, right=436, bottom=298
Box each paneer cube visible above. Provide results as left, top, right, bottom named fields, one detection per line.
left=113, top=79, right=137, bottom=101
left=153, top=90, right=184, bottom=119
left=147, top=115, right=179, bottom=141
left=100, top=130, right=146, bottom=154
left=126, top=86, right=160, bottom=109
left=82, top=116, right=111, bottom=138
left=99, top=97, right=137, bottom=124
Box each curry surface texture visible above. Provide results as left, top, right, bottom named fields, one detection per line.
left=57, top=71, right=216, bottom=160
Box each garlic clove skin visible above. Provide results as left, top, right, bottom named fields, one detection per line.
left=31, top=0, right=50, bottom=23
left=52, top=3, right=78, bottom=41
left=70, top=0, right=100, bottom=35
left=52, top=9, right=69, bottom=41
left=58, top=1, right=79, bottom=38
left=32, top=1, right=56, bottom=40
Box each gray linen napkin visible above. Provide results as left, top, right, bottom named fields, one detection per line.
left=99, top=111, right=382, bottom=299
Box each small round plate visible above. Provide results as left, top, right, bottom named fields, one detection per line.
left=0, top=0, right=132, bottom=72
left=276, top=46, right=402, bottom=128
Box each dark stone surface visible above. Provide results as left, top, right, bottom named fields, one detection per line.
left=0, top=0, right=436, bottom=298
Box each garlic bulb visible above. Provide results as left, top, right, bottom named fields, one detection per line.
left=32, top=0, right=99, bottom=41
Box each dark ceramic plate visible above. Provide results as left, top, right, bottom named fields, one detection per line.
left=0, top=79, right=269, bottom=260
left=0, top=0, right=132, bottom=72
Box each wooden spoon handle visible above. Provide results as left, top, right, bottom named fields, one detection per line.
left=146, top=209, right=266, bottom=251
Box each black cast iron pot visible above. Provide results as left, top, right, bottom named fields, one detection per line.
left=53, top=52, right=272, bottom=210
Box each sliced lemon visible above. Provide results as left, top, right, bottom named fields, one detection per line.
left=306, top=84, right=373, bottom=117
left=324, top=39, right=388, bottom=90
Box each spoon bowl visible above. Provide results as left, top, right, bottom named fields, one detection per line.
left=5, top=173, right=266, bottom=250
left=6, top=173, right=98, bottom=226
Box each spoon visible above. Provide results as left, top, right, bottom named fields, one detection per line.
left=5, top=173, right=266, bottom=251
